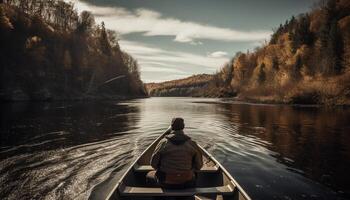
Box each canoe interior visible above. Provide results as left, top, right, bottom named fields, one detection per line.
left=107, top=132, right=251, bottom=200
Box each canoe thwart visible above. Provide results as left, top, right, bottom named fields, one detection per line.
left=195, top=195, right=224, bottom=200
left=133, top=164, right=219, bottom=173
left=119, top=185, right=234, bottom=196
left=133, top=164, right=153, bottom=172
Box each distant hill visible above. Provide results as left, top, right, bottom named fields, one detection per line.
left=146, top=74, right=231, bottom=97
left=0, top=1, right=147, bottom=101
left=147, top=0, right=350, bottom=105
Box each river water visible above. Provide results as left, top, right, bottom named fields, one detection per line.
left=1, top=97, right=350, bottom=200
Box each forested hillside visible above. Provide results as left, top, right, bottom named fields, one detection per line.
left=0, top=0, right=147, bottom=101
left=148, top=0, right=350, bottom=105
left=146, top=74, right=217, bottom=97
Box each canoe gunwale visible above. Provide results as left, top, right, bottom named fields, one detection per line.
left=198, top=145, right=251, bottom=200
left=105, top=130, right=170, bottom=200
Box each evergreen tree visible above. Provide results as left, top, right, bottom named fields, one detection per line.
left=258, top=63, right=266, bottom=85
left=272, top=57, right=279, bottom=71
left=270, top=24, right=283, bottom=45
left=289, top=15, right=313, bottom=53
left=319, top=0, right=337, bottom=49
left=287, top=16, right=296, bottom=32
left=292, top=55, right=302, bottom=80
left=100, top=22, right=112, bottom=56
left=319, top=22, right=330, bottom=51
left=318, top=0, right=344, bottom=75
left=327, top=20, right=343, bottom=74
left=299, top=15, right=313, bottom=45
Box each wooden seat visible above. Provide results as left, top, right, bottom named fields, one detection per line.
left=133, top=165, right=219, bottom=173
left=199, top=165, right=219, bottom=172
left=133, top=165, right=153, bottom=172
left=195, top=195, right=224, bottom=200
left=119, top=185, right=234, bottom=196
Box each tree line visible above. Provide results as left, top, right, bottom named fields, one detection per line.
left=148, top=0, right=350, bottom=105
left=0, top=0, right=146, bottom=100
left=210, top=0, right=350, bottom=104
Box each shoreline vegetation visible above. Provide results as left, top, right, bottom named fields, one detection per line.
left=1, top=1, right=349, bottom=106
left=146, top=0, right=350, bottom=106
left=0, top=1, right=147, bottom=102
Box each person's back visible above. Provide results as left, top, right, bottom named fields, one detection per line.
left=149, top=118, right=203, bottom=188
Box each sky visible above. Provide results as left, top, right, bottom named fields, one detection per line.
left=66, top=0, right=317, bottom=83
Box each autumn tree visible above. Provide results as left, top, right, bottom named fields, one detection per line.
left=107, top=30, right=120, bottom=49
left=76, top=10, right=95, bottom=35
left=0, top=5, right=13, bottom=30
left=213, top=72, right=223, bottom=87
left=122, top=52, right=140, bottom=79
left=0, top=0, right=147, bottom=99
left=221, top=62, right=233, bottom=86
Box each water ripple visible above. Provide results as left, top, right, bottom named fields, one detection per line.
left=1, top=98, right=349, bottom=200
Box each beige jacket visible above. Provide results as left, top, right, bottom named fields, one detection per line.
left=151, top=130, right=203, bottom=173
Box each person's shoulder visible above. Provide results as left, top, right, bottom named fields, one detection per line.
left=154, top=139, right=168, bottom=152
left=160, top=137, right=173, bottom=146
left=187, top=138, right=199, bottom=147
left=187, top=137, right=195, bottom=143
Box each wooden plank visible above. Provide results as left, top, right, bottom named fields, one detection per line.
left=120, top=185, right=234, bottom=196
left=133, top=165, right=153, bottom=172
left=195, top=195, right=224, bottom=200
left=199, top=165, right=219, bottom=172
left=133, top=165, right=219, bottom=173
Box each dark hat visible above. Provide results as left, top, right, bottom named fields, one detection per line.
left=171, top=117, right=185, bottom=131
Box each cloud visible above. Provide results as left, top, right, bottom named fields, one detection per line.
left=208, top=51, right=228, bottom=58
left=140, top=66, right=186, bottom=74
left=119, top=40, right=229, bottom=82
left=66, top=0, right=271, bottom=44
left=119, top=40, right=229, bottom=68
left=143, top=74, right=191, bottom=83
left=64, top=0, right=271, bottom=82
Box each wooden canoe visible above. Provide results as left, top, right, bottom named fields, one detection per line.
left=106, top=130, right=251, bottom=200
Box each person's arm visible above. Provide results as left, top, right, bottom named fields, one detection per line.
left=150, top=139, right=166, bottom=169
left=192, top=142, right=203, bottom=170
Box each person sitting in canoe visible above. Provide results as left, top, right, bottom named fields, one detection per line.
left=147, top=117, right=203, bottom=188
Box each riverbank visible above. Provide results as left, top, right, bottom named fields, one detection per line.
left=232, top=73, right=350, bottom=107
left=0, top=90, right=148, bottom=102
left=146, top=72, right=350, bottom=107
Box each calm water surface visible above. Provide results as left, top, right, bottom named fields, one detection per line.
left=1, top=97, right=350, bottom=200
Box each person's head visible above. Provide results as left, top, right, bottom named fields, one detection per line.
left=171, top=117, right=185, bottom=131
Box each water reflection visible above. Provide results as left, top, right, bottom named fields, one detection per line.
left=0, top=101, right=141, bottom=200
left=1, top=101, right=139, bottom=149
left=216, top=103, right=350, bottom=198
left=1, top=98, right=349, bottom=200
